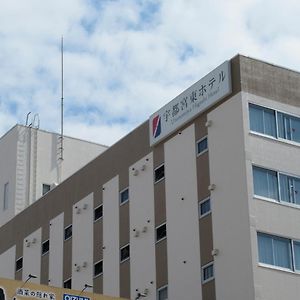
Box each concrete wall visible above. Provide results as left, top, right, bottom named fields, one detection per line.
left=129, top=153, right=156, bottom=300
left=208, top=93, right=255, bottom=300
left=164, top=124, right=202, bottom=300
left=0, top=246, right=16, bottom=279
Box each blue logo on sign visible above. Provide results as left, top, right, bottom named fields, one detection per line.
left=63, top=294, right=90, bottom=300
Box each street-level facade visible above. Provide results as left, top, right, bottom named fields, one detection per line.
left=0, top=55, right=300, bottom=300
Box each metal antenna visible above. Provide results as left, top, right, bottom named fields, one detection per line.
left=60, top=36, right=64, bottom=161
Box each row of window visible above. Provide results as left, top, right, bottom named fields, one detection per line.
left=253, top=166, right=300, bottom=206
left=249, top=103, right=300, bottom=143
left=257, top=232, right=300, bottom=272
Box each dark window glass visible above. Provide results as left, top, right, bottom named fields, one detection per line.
left=253, top=166, right=279, bottom=200
left=94, top=205, right=103, bottom=221
left=199, top=198, right=211, bottom=216
left=156, top=224, right=167, bottom=242
left=197, top=137, right=208, bottom=155
left=120, top=188, right=129, bottom=205
left=249, top=104, right=276, bottom=137
left=64, top=225, right=72, bottom=240
left=158, top=286, right=168, bottom=300
left=94, top=260, right=103, bottom=277
left=42, top=240, right=49, bottom=255
left=294, top=241, right=300, bottom=271
left=120, top=244, right=130, bottom=262
left=42, top=184, right=51, bottom=195
left=16, top=257, right=23, bottom=272
left=202, top=263, right=214, bottom=282
left=63, top=278, right=72, bottom=289
left=278, top=112, right=300, bottom=143
left=155, top=165, right=165, bottom=183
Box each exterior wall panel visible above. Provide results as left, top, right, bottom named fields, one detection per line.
left=0, top=246, right=16, bottom=279
left=22, top=228, right=42, bottom=283
left=103, top=176, right=120, bottom=297
left=129, top=153, right=156, bottom=300
left=49, top=213, right=64, bottom=287
left=72, top=194, right=94, bottom=290
left=164, top=124, right=202, bottom=300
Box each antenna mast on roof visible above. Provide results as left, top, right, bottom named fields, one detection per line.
left=60, top=36, right=64, bottom=161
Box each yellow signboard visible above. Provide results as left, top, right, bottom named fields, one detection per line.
left=0, top=278, right=128, bottom=300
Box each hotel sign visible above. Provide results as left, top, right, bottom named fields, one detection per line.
left=149, top=61, right=232, bottom=146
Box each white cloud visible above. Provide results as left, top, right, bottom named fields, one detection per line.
left=1, top=0, right=300, bottom=145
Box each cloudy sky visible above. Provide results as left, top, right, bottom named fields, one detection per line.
left=1, top=0, right=300, bottom=146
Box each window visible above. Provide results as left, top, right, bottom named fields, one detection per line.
left=63, top=278, right=72, bottom=289
left=197, top=136, right=208, bottom=155
left=42, top=184, right=51, bottom=196
left=199, top=198, right=211, bottom=217
left=157, top=285, right=168, bottom=300
left=16, top=257, right=23, bottom=272
left=249, top=103, right=276, bottom=137
left=42, top=240, right=49, bottom=255
left=120, top=188, right=129, bottom=205
left=156, top=223, right=167, bottom=242
left=257, top=233, right=292, bottom=270
left=120, top=244, right=130, bottom=262
left=278, top=112, right=300, bottom=143
left=64, top=225, right=72, bottom=240
left=202, top=262, right=214, bottom=283
left=294, top=241, right=300, bottom=272
left=154, top=164, right=165, bottom=183
left=94, top=260, right=103, bottom=277
left=3, top=182, right=9, bottom=211
left=279, top=174, right=300, bottom=205
left=253, top=166, right=278, bottom=200
left=94, top=205, right=103, bottom=221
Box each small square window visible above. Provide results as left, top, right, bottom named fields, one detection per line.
left=64, top=225, right=72, bottom=241
left=199, top=198, right=211, bottom=218
left=63, top=278, right=72, bottom=289
left=42, top=184, right=51, bottom=196
left=156, top=223, right=167, bottom=242
left=197, top=136, right=208, bottom=155
left=157, top=285, right=168, bottom=300
left=94, top=205, right=103, bottom=221
left=120, top=188, right=129, bottom=205
left=202, top=262, right=214, bottom=283
left=94, top=260, right=103, bottom=277
left=16, top=257, right=23, bottom=272
left=154, top=164, right=165, bottom=183
left=120, top=244, right=130, bottom=262
left=42, top=240, right=49, bottom=255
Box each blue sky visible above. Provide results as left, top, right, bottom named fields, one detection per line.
left=1, top=0, right=300, bottom=145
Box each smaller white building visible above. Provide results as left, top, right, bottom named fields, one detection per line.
left=0, top=124, right=107, bottom=227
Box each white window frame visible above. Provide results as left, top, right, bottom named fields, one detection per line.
left=64, top=224, right=72, bottom=241
left=252, top=164, right=300, bottom=210
left=202, top=261, right=214, bottom=284
left=41, top=239, right=50, bottom=256
left=94, top=204, right=103, bottom=222
left=15, top=256, right=23, bottom=272
left=94, top=259, right=103, bottom=278
left=119, top=187, right=129, bottom=206
left=248, top=102, right=300, bottom=147
left=120, top=243, right=130, bottom=263
left=196, top=136, right=208, bottom=156
left=157, top=284, right=168, bottom=300
left=154, top=163, right=165, bottom=184
left=199, top=197, right=211, bottom=219
left=155, top=222, right=167, bottom=243
left=63, top=277, right=72, bottom=289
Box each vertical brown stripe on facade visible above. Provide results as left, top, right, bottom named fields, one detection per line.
left=202, top=280, right=216, bottom=300
left=93, top=275, right=103, bottom=294
left=155, top=239, right=168, bottom=289
left=15, top=241, right=23, bottom=280
left=40, top=254, right=49, bottom=284
left=63, top=238, right=72, bottom=282
left=195, top=115, right=216, bottom=299
left=119, top=202, right=129, bottom=247
left=154, top=182, right=166, bottom=227
left=93, top=220, right=103, bottom=262
left=120, top=260, right=130, bottom=299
